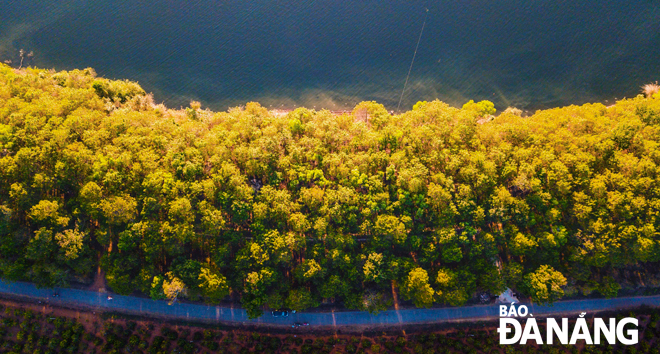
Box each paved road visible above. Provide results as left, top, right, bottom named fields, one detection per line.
left=1, top=279, right=659, bottom=328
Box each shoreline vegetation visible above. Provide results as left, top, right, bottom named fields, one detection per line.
left=1, top=64, right=660, bottom=319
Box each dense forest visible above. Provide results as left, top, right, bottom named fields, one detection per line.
left=1, top=64, right=660, bottom=318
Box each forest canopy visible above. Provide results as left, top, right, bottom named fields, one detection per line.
left=1, top=64, right=660, bottom=318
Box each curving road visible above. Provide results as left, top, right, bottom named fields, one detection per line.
left=0, top=279, right=659, bottom=328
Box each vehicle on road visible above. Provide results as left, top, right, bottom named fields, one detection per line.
left=271, top=310, right=288, bottom=317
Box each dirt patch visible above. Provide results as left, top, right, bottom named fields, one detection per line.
left=88, top=264, right=107, bottom=293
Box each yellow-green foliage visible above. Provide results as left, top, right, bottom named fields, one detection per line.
left=1, top=63, right=660, bottom=316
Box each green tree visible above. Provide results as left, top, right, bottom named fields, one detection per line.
left=242, top=268, right=276, bottom=318
left=54, top=228, right=85, bottom=260
left=502, top=263, right=524, bottom=289
left=26, top=228, right=55, bottom=263
left=462, top=100, right=496, bottom=117
left=100, top=195, right=137, bottom=225
left=523, top=265, right=567, bottom=305
left=401, top=267, right=435, bottom=308
left=319, top=275, right=350, bottom=301
left=29, top=200, right=68, bottom=227
left=374, top=215, right=408, bottom=245
left=362, top=252, right=387, bottom=284
left=295, top=259, right=323, bottom=283
left=169, top=197, right=194, bottom=224
left=509, top=233, right=537, bottom=257
left=150, top=276, right=166, bottom=300
left=284, top=288, right=319, bottom=312
left=198, top=267, right=230, bottom=303
left=596, top=276, right=621, bottom=298
left=352, top=101, right=390, bottom=128
left=435, top=268, right=472, bottom=306
left=356, top=290, right=392, bottom=314
left=163, top=272, right=188, bottom=305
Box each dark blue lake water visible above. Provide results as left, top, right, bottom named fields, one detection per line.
left=1, top=0, right=659, bottom=111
